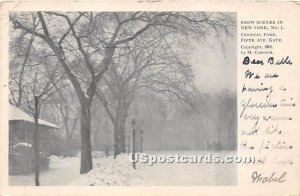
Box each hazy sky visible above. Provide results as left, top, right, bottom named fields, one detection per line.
left=190, top=35, right=236, bottom=94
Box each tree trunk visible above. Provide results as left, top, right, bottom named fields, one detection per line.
left=113, top=122, right=121, bottom=159
left=113, top=104, right=128, bottom=157
left=119, top=114, right=127, bottom=153
left=80, top=106, right=93, bottom=174
left=33, top=96, right=40, bottom=186
left=118, top=99, right=128, bottom=154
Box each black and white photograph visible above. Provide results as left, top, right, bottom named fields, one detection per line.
left=8, top=11, right=237, bottom=186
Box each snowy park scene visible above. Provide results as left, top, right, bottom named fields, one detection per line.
left=8, top=11, right=237, bottom=186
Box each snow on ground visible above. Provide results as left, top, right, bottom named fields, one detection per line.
left=68, top=154, right=143, bottom=186
left=9, top=154, right=142, bottom=186
left=10, top=151, right=237, bottom=186
left=9, top=156, right=81, bottom=186
left=137, top=153, right=237, bottom=186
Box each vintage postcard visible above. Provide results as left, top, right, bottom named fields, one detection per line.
left=0, top=1, right=299, bottom=195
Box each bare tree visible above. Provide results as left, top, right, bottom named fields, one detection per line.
left=9, top=14, right=41, bottom=106
left=95, top=12, right=234, bottom=157
left=10, top=11, right=235, bottom=173
left=18, top=64, right=63, bottom=186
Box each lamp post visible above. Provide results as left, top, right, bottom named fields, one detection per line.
left=140, top=129, right=143, bottom=153
left=131, top=118, right=136, bottom=169
left=127, top=135, right=130, bottom=155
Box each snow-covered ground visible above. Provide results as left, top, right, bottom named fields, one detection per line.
left=9, top=151, right=237, bottom=186
left=134, top=151, right=237, bottom=186
left=9, top=156, right=81, bottom=186
left=68, top=155, right=143, bottom=186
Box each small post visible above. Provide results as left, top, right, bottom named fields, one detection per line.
left=131, top=119, right=136, bottom=169
left=140, top=129, right=143, bottom=153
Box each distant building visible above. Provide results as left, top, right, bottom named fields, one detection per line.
left=9, top=104, right=59, bottom=175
